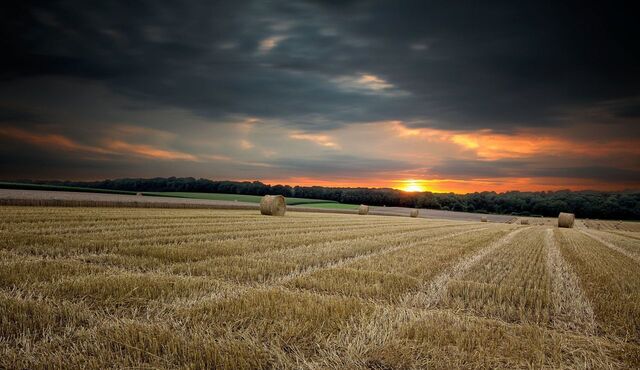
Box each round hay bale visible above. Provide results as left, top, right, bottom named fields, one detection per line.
left=260, top=195, right=286, bottom=216
left=136, top=192, right=143, bottom=196
left=558, top=212, right=575, bottom=228
left=410, top=209, right=419, bottom=218
left=520, top=219, right=529, bottom=225
left=358, top=204, right=369, bottom=215
left=480, top=216, right=488, bottom=222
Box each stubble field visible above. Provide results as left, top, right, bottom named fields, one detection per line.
left=1, top=207, right=639, bottom=369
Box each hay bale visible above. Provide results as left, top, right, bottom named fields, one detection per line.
left=480, top=216, right=488, bottom=222
left=558, top=212, right=575, bottom=228
left=520, top=219, right=529, bottom=225
left=410, top=209, right=419, bottom=218
left=260, top=195, right=286, bottom=216
left=358, top=205, right=369, bottom=215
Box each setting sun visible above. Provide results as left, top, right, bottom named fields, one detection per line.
left=399, top=179, right=427, bottom=192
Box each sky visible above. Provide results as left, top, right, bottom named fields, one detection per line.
left=1, top=0, right=639, bottom=193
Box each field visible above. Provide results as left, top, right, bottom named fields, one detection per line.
left=0, top=183, right=358, bottom=210
left=371, top=206, right=515, bottom=222
left=1, top=207, right=639, bottom=369
left=145, top=192, right=358, bottom=209
left=582, top=219, right=640, bottom=232
left=0, top=181, right=136, bottom=195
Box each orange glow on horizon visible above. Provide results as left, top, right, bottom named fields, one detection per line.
left=258, top=176, right=638, bottom=194
left=398, top=179, right=428, bottom=192
left=3, top=122, right=638, bottom=193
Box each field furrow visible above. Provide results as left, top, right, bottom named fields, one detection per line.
left=579, top=229, right=640, bottom=263
left=437, top=227, right=552, bottom=324
left=172, top=224, right=482, bottom=284
left=544, top=229, right=596, bottom=334
left=404, top=227, right=527, bottom=309
left=1, top=221, right=444, bottom=259
left=555, top=228, right=640, bottom=344
left=284, top=227, right=491, bottom=301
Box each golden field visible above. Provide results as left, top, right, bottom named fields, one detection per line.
left=1, top=207, right=639, bottom=369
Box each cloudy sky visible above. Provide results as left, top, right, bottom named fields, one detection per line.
left=1, top=0, right=639, bottom=193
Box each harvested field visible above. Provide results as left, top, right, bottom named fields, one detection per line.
left=0, top=189, right=522, bottom=222
left=0, top=189, right=259, bottom=208
left=1, top=206, right=639, bottom=369
left=511, top=216, right=557, bottom=226
left=582, top=219, right=640, bottom=232
left=370, top=205, right=514, bottom=222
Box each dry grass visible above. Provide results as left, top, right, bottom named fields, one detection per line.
left=579, top=228, right=640, bottom=263
left=545, top=229, right=596, bottom=334
left=582, top=219, right=640, bottom=232
left=1, top=206, right=638, bottom=369
left=554, top=228, right=640, bottom=344
left=363, top=308, right=627, bottom=369
left=440, top=227, right=551, bottom=324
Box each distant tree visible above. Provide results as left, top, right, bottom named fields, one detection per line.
left=24, top=177, right=639, bottom=220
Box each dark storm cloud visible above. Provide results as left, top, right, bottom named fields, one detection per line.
left=341, top=1, right=640, bottom=129
left=0, top=107, right=42, bottom=124
left=3, top=0, right=638, bottom=132
left=430, top=159, right=640, bottom=183
left=273, top=154, right=415, bottom=176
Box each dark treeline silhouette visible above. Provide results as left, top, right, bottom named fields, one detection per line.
left=19, top=177, right=640, bottom=220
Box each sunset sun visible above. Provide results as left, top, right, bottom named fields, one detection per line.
left=400, top=180, right=426, bottom=192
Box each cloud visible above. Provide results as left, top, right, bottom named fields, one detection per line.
left=258, top=35, right=288, bottom=53
left=2, top=2, right=638, bottom=130
left=239, top=139, right=254, bottom=150
left=331, top=73, right=408, bottom=96
left=272, top=154, right=415, bottom=177
left=0, top=1, right=638, bottom=191
left=388, top=121, right=640, bottom=161
left=0, top=107, right=44, bottom=124
left=112, top=125, right=175, bottom=141
left=289, top=132, right=340, bottom=149
left=428, top=158, right=640, bottom=183
left=409, top=43, right=429, bottom=51
left=102, top=140, right=198, bottom=161
left=0, top=126, right=198, bottom=161
left=3, top=0, right=638, bottom=135
left=0, top=126, right=108, bottom=155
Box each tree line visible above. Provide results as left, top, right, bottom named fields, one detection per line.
left=25, top=177, right=640, bottom=220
